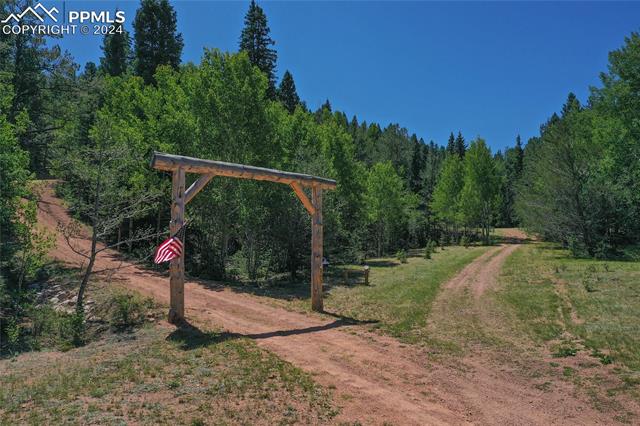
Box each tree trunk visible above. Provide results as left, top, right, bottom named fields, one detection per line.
left=156, top=207, right=161, bottom=246
left=77, top=227, right=98, bottom=314
left=128, top=217, right=133, bottom=253
left=221, top=226, right=229, bottom=278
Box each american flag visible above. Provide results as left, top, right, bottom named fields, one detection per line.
left=154, top=226, right=185, bottom=264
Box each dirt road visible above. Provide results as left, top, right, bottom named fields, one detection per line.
left=38, top=182, right=620, bottom=425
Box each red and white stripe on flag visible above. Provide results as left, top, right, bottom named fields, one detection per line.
left=154, top=236, right=184, bottom=264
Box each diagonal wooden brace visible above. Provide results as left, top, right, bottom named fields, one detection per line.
left=185, top=173, right=215, bottom=205
left=290, top=182, right=316, bottom=216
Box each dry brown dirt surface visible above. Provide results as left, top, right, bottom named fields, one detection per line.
left=37, top=181, right=630, bottom=425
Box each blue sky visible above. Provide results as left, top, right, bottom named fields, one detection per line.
left=48, top=1, right=640, bottom=152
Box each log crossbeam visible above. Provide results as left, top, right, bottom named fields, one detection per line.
left=151, top=152, right=335, bottom=322
left=151, top=152, right=336, bottom=190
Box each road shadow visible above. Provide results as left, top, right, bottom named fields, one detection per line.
left=166, top=320, right=238, bottom=349
left=493, top=235, right=533, bottom=245
left=191, top=266, right=373, bottom=301
left=167, top=314, right=378, bottom=350
left=364, top=260, right=399, bottom=267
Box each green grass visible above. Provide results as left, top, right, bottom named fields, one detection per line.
left=497, top=246, right=565, bottom=342
left=322, top=246, right=490, bottom=343
left=0, top=325, right=337, bottom=425
left=497, top=243, right=640, bottom=372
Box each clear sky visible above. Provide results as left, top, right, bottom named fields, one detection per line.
left=49, top=1, right=640, bottom=152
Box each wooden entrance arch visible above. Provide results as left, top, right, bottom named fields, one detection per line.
left=151, top=152, right=337, bottom=324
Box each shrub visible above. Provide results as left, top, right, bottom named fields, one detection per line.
left=109, top=292, right=154, bottom=330
left=24, top=304, right=82, bottom=351
left=424, top=240, right=437, bottom=259
left=460, top=235, right=470, bottom=248
left=424, top=245, right=431, bottom=259
left=396, top=250, right=408, bottom=264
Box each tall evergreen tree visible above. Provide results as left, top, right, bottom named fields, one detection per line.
left=277, top=70, right=300, bottom=113
left=446, top=132, right=456, bottom=155
left=455, top=131, right=466, bottom=158
left=514, top=134, right=524, bottom=175
left=239, top=0, right=277, bottom=98
left=409, top=135, right=425, bottom=193
left=100, top=19, right=131, bottom=77
left=498, top=134, right=525, bottom=226
left=83, top=62, right=98, bottom=80
left=133, top=0, right=184, bottom=84
left=561, top=92, right=581, bottom=116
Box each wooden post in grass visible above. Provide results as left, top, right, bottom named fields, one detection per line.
left=311, top=185, right=323, bottom=312
left=151, top=152, right=336, bottom=321
left=168, top=167, right=185, bottom=324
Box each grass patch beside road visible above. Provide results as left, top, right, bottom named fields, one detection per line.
left=497, top=243, right=640, bottom=372
left=323, top=246, right=490, bottom=343
left=0, top=324, right=337, bottom=425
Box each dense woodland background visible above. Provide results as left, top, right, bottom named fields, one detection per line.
left=1, top=0, right=639, bottom=351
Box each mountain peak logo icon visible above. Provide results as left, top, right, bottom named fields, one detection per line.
left=2, top=3, right=59, bottom=24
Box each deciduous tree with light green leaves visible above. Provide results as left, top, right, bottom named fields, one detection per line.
left=365, top=162, right=417, bottom=256
left=459, top=138, right=500, bottom=244
left=431, top=155, right=464, bottom=229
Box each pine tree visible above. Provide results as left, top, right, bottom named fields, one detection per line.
left=446, top=132, right=456, bottom=155
left=409, top=135, right=425, bottom=193
left=239, top=0, right=277, bottom=98
left=514, top=134, right=524, bottom=176
left=133, top=0, right=184, bottom=84
left=561, top=92, right=581, bottom=116
left=83, top=62, right=98, bottom=80
left=100, top=19, right=131, bottom=77
left=277, top=70, right=300, bottom=113
left=455, top=131, right=466, bottom=158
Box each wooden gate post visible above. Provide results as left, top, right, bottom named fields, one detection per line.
left=168, top=167, right=186, bottom=324
left=311, top=185, right=323, bottom=312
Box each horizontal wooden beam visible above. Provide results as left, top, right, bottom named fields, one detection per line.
left=290, top=182, right=315, bottom=216
left=185, top=173, right=214, bottom=205
left=151, top=152, right=337, bottom=190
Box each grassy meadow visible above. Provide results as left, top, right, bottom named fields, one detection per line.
left=496, top=243, right=640, bottom=410
left=0, top=324, right=337, bottom=425
left=497, top=244, right=640, bottom=371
